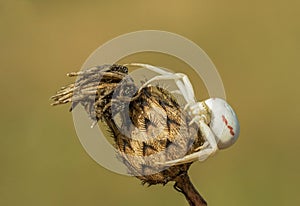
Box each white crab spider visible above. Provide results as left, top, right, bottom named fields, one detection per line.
left=127, top=63, right=240, bottom=166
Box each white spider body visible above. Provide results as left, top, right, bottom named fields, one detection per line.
left=205, top=98, right=240, bottom=149
left=127, top=63, right=240, bottom=166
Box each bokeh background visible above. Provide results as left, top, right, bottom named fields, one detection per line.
left=1, top=1, right=299, bottom=205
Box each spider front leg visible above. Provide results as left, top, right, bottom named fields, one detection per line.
left=139, top=73, right=181, bottom=91
left=128, top=63, right=196, bottom=104
left=157, top=119, right=218, bottom=166
left=139, top=72, right=196, bottom=105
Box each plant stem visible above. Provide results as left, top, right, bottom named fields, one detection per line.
left=174, top=172, right=207, bottom=206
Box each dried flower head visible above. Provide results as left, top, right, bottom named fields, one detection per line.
left=51, top=64, right=207, bottom=205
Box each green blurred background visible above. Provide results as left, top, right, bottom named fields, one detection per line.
left=1, top=0, right=299, bottom=205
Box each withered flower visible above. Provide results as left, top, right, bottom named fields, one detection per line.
left=51, top=64, right=208, bottom=206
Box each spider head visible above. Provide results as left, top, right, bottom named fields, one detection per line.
left=204, top=98, right=240, bottom=149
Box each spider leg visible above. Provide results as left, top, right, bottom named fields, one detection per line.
left=139, top=72, right=196, bottom=106
left=172, top=75, right=191, bottom=103
left=128, top=63, right=196, bottom=104
left=170, top=90, right=182, bottom=95
left=157, top=120, right=218, bottom=166
left=164, top=73, right=195, bottom=104
left=189, top=115, right=201, bottom=126
left=158, top=150, right=210, bottom=166
left=180, top=74, right=195, bottom=102
left=169, top=74, right=193, bottom=104
left=194, top=141, right=209, bottom=151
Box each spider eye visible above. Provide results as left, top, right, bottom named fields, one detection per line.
left=204, top=98, right=240, bottom=149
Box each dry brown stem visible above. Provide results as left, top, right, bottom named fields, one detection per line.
left=174, top=172, right=207, bottom=206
